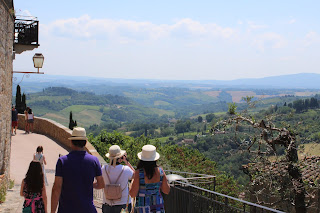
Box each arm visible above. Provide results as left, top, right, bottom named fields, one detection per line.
left=20, top=180, right=25, bottom=197
left=42, top=183, right=47, bottom=213
left=129, top=170, right=140, bottom=198
left=93, top=176, right=105, bottom=189
left=33, top=154, right=36, bottom=161
left=43, top=155, right=47, bottom=165
left=51, top=176, right=62, bottom=213
left=160, top=169, right=170, bottom=195
left=123, top=155, right=135, bottom=172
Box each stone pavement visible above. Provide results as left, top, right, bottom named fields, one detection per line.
left=0, top=129, right=102, bottom=213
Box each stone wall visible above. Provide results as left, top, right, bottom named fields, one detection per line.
left=17, top=114, right=106, bottom=165
left=0, top=0, right=14, bottom=198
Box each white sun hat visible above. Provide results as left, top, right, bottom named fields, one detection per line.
left=68, top=127, right=87, bottom=140
left=106, top=145, right=126, bottom=167
left=106, top=145, right=126, bottom=159
left=137, top=145, right=160, bottom=161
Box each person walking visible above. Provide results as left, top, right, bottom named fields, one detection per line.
left=34, top=146, right=48, bottom=186
left=11, top=105, right=18, bottom=135
left=20, top=161, right=47, bottom=213
left=129, top=145, right=170, bottom=213
left=51, top=127, right=105, bottom=213
left=27, top=108, right=34, bottom=133
left=24, top=107, right=29, bottom=133
left=102, top=145, right=134, bottom=213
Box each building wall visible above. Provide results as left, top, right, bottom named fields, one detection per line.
left=0, top=0, right=14, bottom=193
left=17, top=114, right=106, bottom=165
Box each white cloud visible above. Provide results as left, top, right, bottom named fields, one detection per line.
left=42, top=15, right=236, bottom=43
left=252, top=32, right=287, bottom=52
left=247, top=21, right=268, bottom=31
left=288, top=19, right=296, bottom=24
left=303, top=31, right=320, bottom=47
left=16, top=9, right=33, bottom=17
left=237, top=20, right=243, bottom=25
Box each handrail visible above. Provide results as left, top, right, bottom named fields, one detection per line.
left=164, top=169, right=216, bottom=178
left=171, top=180, right=285, bottom=213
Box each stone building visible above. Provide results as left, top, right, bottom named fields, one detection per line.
left=0, top=0, right=14, bottom=197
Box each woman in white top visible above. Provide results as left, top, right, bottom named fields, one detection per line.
left=33, top=146, right=48, bottom=186
left=27, top=108, right=34, bottom=133
left=102, top=145, right=135, bottom=213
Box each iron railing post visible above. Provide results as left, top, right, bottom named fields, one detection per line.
left=224, top=197, right=229, bottom=213
left=189, top=185, right=192, bottom=213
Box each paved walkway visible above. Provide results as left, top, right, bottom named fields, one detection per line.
left=0, top=129, right=103, bottom=213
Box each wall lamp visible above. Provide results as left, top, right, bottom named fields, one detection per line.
left=13, top=53, right=45, bottom=74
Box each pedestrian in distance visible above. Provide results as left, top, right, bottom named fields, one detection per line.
left=129, top=145, right=170, bottom=213
left=51, top=127, right=105, bottom=213
left=102, top=145, right=135, bottom=213
left=11, top=105, right=18, bottom=135
left=20, top=161, right=47, bottom=213
left=24, top=107, right=29, bottom=133
left=34, top=146, right=48, bottom=186
left=27, top=108, right=34, bottom=133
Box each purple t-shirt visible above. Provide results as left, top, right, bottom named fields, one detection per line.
left=55, top=151, right=102, bottom=213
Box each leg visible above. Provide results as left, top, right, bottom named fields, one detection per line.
left=14, top=125, right=17, bottom=134
left=25, top=121, right=28, bottom=133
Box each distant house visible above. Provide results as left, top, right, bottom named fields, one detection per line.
left=181, top=138, right=195, bottom=145
left=168, top=118, right=178, bottom=126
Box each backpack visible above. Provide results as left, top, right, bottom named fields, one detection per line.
left=104, top=166, right=125, bottom=201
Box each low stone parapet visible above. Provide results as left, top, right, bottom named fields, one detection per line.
left=17, top=114, right=106, bottom=165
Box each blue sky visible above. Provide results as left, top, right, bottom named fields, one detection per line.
left=13, top=0, right=320, bottom=80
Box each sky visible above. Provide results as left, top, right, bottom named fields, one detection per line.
left=12, top=0, right=320, bottom=80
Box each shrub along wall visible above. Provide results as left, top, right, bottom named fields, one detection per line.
left=17, top=114, right=106, bottom=165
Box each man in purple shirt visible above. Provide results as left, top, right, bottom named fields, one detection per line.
left=51, top=127, right=104, bottom=213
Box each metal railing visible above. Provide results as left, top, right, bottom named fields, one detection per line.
left=14, top=16, right=39, bottom=45
left=93, top=170, right=284, bottom=213
left=164, top=180, right=285, bottom=213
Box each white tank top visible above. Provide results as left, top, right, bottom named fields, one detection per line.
left=28, top=113, right=33, bottom=120
left=34, top=153, right=44, bottom=164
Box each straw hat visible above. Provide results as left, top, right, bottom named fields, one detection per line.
left=106, top=145, right=126, bottom=159
left=137, top=145, right=160, bottom=161
left=68, top=127, right=87, bottom=140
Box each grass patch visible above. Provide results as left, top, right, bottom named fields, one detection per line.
left=9, top=179, right=14, bottom=189
left=149, top=108, right=174, bottom=116
left=299, top=143, right=320, bottom=158
left=0, top=182, right=6, bottom=203
left=154, top=101, right=171, bottom=106
left=43, top=105, right=103, bottom=128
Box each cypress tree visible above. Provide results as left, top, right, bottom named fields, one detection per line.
left=69, top=111, right=74, bottom=130
left=15, top=85, right=23, bottom=113
left=22, top=93, right=26, bottom=112
left=69, top=111, right=77, bottom=130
